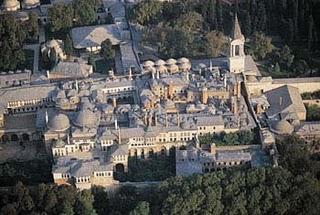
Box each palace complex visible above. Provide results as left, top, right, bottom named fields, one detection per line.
left=1, top=1, right=320, bottom=189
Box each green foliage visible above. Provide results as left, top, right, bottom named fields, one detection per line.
left=27, top=12, right=39, bottom=40
left=199, top=130, right=254, bottom=146
left=301, top=90, right=320, bottom=100
left=130, top=0, right=163, bottom=25
left=48, top=4, right=74, bottom=33
left=64, top=34, right=73, bottom=55
left=174, top=12, right=203, bottom=33
left=250, top=32, right=274, bottom=60
left=75, top=190, right=97, bottom=215
left=120, top=155, right=175, bottom=182
left=100, top=39, right=115, bottom=61
left=205, top=30, right=227, bottom=57
left=73, top=0, right=97, bottom=26
left=306, top=104, right=320, bottom=121
left=0, top=183, right=82, bottom=214
left=129, top=201, right=150, bottom=215
left=0, top=14, right=27, bottom=71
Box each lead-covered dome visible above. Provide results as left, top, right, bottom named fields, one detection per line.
left=23, top=0, right=40, bottom=8
left=48, top=113, right=70, bottom=132
left=73, top=109, right=97, bottom=128
left=2, top=0, right=20, bottom=11
left=271, top=120, right=294, bottom=135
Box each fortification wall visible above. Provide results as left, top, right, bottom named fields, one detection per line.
left=246, top=77, right=320, bottom=96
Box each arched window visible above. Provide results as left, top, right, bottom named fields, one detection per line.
left=235, top=45, right=240, bottom=56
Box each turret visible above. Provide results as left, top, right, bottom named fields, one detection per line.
left=228, top=14, right=245, bottom=74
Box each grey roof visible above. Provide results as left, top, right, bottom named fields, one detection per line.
left=0, top=84, right=57, bottom=109
left=231, top=14, right=244, bottom=40
left=109, top=144, right=128, bottom=157
left=244, top=55, right=261, bottom=76
left=50, top=62, right=93, bottom=79
left=0, top=70, right=31, bottom=88
left=48, top=112, right=70, bottom=132
left=216, top=151, right=251, bottom=162
left=71, top=24, right=121, bottom=49
left=265, top=85, right=306, bottom=119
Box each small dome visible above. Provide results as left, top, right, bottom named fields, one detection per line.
left=177, top=57, right=190, bottom=64
left=271, top=120, right=294, bottom=135
left=143, top=60, right=154, bottom=68
left=167, top=64, right=179, bottom=73
left=48, top=40, right=61, bottom=48
left=3, top=0, right=20, bottom=9
left=166, top=58, right=177, bottom=65
left=154, top=59, right=166, bottom=66
left=178, top=62, right=191, bottom=70
left=48, top=113, right=70, bottom=132
left=155, top=65, right=168, bottom=73
left=73, top=109, right=97, bottom=128
left=23, top=0, right=40, bottom=7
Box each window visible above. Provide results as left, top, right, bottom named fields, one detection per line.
left=235, top=45, right=240, bottom=56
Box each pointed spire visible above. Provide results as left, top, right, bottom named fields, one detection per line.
left=232, top=13, right=244, bottom=40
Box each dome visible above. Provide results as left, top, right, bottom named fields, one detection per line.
left=271, top=120, right=294, bottom=135
left=48, top=39, right=61, bottom=48
left=48, top=113, right=70, bottom=132
left=155, top=65, right=168, bottom=73
left=166, top=58, right=177, bottom=65
left=178, top=62, right=191, bottom=71
left=167, top=64, right=179, bottom=73
left=154, top=59, right=166, bottom=66
left=143, top=60, right=154, bottom=68
left=177, top=57, right=190, bottom=64
left=23, top=0, right=40, bottom=8
left=3, top=0, right=20, bottom=10
left=73, top=109, right=97, bottom=128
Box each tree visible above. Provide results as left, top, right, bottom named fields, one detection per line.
left=75, top=190, right=97, bottom=215
left=27, top=12, right=39, bottom=40
left=48, top=4, right=74, bottom=33
left=250, top=32, right=274, bottom=60
left=130, top=0, right=163, bottom=25
left=92, top=186, right=109, bottom=215
left=174, top=12, right=203, bottom=33
left=73, top=0, right=97, bottom=26
left=0, top=14, right=27, bottom=71
left=274, top=63, right=281, bottom=73
left=64, top=34, right=73, bottom=55
left=100, top=39, right=115, bottom=61
left=129, top=201, right=150, bottom=215
left=205, top=31, right=226, bottom=57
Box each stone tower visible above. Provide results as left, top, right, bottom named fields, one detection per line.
left=228, top=14, right=245, bottom=74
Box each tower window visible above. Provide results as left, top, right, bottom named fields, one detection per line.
left=235, top=45, right=240, bottom=56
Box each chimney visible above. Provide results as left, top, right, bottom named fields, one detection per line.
left=75, top=79, right=79, bottom=92
left=45, top=110, right=49, bottom=124
left=118, top=128, right=121, bottom=145
left=112, top=97, right=117, bottom=107
left=115, top=119, right=118, bottom=130
left=128, top=67, right=132, bottom=80
left=46, top=70, right=50, bottom=79
left=177, top=113, right=180, bottom=127
left=279, top=97, right=283, bottom=106
left=165, top=113, right=168, bottom=127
